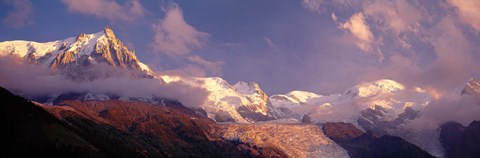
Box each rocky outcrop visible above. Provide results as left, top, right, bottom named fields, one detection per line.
left=322, top=122, right=436, bottom=158
left=50, top=27, right=143, bottom=71
left=440, top=121, right=480, bottom=158
left=357, top=106, right=421, bottom=135
left=322, top=122, right=363, bottom=142
left=233, top=81, right=276, bottom=122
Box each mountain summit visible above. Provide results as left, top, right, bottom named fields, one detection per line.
left=0, top=27, right=152, bottom=78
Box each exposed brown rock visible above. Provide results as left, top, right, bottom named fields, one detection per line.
left=322, top=122, right=363, bottom=142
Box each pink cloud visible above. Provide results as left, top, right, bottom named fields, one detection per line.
left=152, top=4, right=208, bottom=56
left=152, top=4, right=221, bottom=77
left=362, top=0, right=424, bottom=34
left=334, top=12, right=384, bottom=61
left=448, top=0, right=480, bottom=32
left=1, top=0, right=33, bottom=28
left=338, top=13, right=374, bottom=52
left=301, top=0, right=324, bottom=12
left=61, top=0, right=145, bottom=22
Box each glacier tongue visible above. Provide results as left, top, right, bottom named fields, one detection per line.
left=217, top=123, right=349, bottom=158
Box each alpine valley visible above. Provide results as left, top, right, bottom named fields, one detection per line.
left=2, top=27, right=480, bottom=158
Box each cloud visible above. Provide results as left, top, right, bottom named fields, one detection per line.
left=397, top=92, right=480, bottom=157
left=338, top=13, right=374, bottom=51
left=363, top=0, right=423, bottom=33
left=1, top=0, right=33, bottom=28
left=305, top=0, right=476, bottom=89
left=311, top=0, right=426, bottom=61
left=185, top=55, right=223, bottom=76
left=152, top=4, right=208, bottom=56
left=0, top=56, right=209, bottom=108
left=354, top=16, right=477, bottom=93
left=222, top=42, right=243, bottom=47
left=301, top=0, right=324, bottom=12
left=447, top=0, right=480, bottom=32
left=61, top=0, right=145, bottom=22
left=336, top=12, right=383, bottom=60
left=327, top=6, right=480, bottom=155
left=152, top=4, right=221, bottom=77
left=264, top=37, right=279, bottom=50
left=422, top=16, right=477, bottom=91
left=301, top=0, right=480, bottom=124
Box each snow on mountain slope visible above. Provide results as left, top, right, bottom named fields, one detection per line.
left=345, top=79, right=431, bottom=119
left=217, top=123, right=349, bottom=158
left=198, top=77, right=250, bottom=123
left=287, top=91, right=322, bottom=103
left=161, top=77, right=432, bottom=125
left=269, top=79, right=431, bottom=123
left=233, top=81, right=269, bottom=115
left=0, top=40, right=62, bottom=59
left=160, top=75, right=274, bottom=123
left=0, top=27, right=153, bottom=75
left=270, top=92, right=340, bottom=109
left=268, top=79, right=440, bottom=156
left=345, top=79, right=405, bottom=98
left=462, top=78, right=480, bottom=99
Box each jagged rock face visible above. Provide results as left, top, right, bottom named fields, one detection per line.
left=462, top=79, right=479, bottom=95
left=233, top=81, right=276, bottom=122
left=49, top=27, right=149, bottom=80
left=440, top=121, right=480, bottom=158
left=301, top=114, right=312, bottom=123
left=234, top=82, right=269, bottom=114
left=50, top=27, right=141, bottom=71
left=0, top=27, right=152, bottom=80
left=462, top=79, right=480, bottom=101
left=357, top=106, right=421, bottom=135
left=92, top=28, right=140, bottom=69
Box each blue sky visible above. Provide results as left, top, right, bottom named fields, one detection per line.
left=1, top=0, right=480, bottom=95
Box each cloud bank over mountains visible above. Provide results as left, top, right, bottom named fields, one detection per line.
left=0, top=54, right=209, bottom=108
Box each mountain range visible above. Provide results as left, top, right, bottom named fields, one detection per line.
left=1, top=27, right=480, bottom=158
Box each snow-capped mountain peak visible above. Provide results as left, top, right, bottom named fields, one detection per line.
left=65, top=31, right=106, bottom=56
left=461, top=78, right=480, bottom=101
left=0, top=27, right=153, bottom=75
left=345, top=79, right=405, bottom=98
left=463, top=78, right=480, bottom=95
left=268, top=79, right=431, bottom=122
left=233, top=81, right=260, bottom=95
left=156, top=75, right=276, bottom=123
left=286, top=90, right=322, bottom=103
